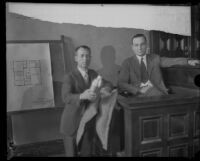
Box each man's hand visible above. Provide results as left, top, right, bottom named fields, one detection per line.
left=100, top=87, right=112, bottom=98
left=140, top=80, right=153, bottom=88
left=139, top=85, right=152, bottom=94
left=80, top=89, right=97, bottom=101
left=139, top=80, right=153, bottom=94
left=188, top=60, right=200, bottom=66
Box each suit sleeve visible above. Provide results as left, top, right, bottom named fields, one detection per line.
left=159, top=56, right=188, bottom=67
left=118, top=60, right=140, bottom=95
left=61, top=74, right=82, bottom=108
left=101, top=78, right=114, bottom=92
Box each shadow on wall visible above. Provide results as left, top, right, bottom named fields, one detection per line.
left=97, top=45, right=121, bottom=87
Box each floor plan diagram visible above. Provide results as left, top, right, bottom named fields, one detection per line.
left=13, top=60, right=41, bottom=86
left=7, top=43, right=55, bottom=112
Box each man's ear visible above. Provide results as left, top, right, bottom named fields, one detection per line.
left=131, top=45, right=134, bottom=51
left=146, top=47, right=150, bottom=54
left=74, top=55, right=78, bottom=63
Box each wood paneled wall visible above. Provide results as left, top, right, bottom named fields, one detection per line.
left=150, top=5, right=200, bottom=60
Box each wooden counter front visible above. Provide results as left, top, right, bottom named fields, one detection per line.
left=118, top=86, right=200, bottom=157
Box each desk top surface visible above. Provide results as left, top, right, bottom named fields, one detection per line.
left=117, top=86, right=200, bottom=110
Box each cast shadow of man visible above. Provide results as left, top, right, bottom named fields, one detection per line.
left=97, top=46, right=123, bottom=155
left=97, top=45, right=121, bottom=87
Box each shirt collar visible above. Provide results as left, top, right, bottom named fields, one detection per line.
left=136, top=54, right=147, bottom=63
left=77, top=67, right=88, bottom=77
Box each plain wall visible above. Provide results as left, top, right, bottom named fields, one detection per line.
left=6, top=12, right=150, bottom=70
left=6, top=12, right=150, bottom=145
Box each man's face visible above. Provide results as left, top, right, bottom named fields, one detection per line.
left=75, top=48, right=91, bottom=69
left=132, top=36, right=147, bottom=57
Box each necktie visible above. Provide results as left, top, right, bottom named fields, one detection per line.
left=83, top=72, right=89, bottom=84
left=140, top=57, right=149, bottom=83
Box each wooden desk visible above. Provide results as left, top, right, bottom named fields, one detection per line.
left=118, top=86, right=200, bottom=157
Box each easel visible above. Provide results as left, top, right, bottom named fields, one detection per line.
left=7, top=36, right=75, bottom=158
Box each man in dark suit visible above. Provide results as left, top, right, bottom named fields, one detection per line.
left=116, top=34, right=200, bottom=156
left=60, top=45, right=112, bottom=157
left=118, top=34, right=200, bottom=97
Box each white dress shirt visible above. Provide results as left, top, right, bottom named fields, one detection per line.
left=136, top=54, right=147, bottom=68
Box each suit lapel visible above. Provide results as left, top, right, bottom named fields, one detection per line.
left=146, top=54, right=154, bottom=76
left=131, top=54, right=154, bottom=81
left=131, top=55, right=141, bottom=80
left=73, top=69, right=88, bottom=91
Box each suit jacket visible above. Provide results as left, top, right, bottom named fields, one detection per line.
left=60, top=68, right=112, bottom=136
left=118, top=53, right=188, bottom=95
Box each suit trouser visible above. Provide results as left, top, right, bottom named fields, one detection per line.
left=63, top=135, right=76, bottom=157
left=63, top=117, right=97, bottom=157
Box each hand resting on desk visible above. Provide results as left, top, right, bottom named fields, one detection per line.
left=187, top=60, right=200, bottom=66
left=138, top=86, right=166, bottom=97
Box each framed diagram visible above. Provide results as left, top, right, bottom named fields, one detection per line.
left=6, top=42, right=56, bottom=112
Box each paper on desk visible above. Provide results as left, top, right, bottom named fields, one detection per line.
left=140, top=80, right=153, bottom=88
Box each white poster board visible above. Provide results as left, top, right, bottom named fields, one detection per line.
left=6, top=43, right=55, bottom=112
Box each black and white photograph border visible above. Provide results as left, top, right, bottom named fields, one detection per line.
left=5, top=1, right=200, bottom=158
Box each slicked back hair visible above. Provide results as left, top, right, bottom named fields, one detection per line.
left=131, top=34, right=147, bottom=44
left=75, top=45, right=91, bottom=55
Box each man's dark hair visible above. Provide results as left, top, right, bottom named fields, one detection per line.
left=131, top=34, right=147, bottom=44
left=75, top=45, right=91, bottom=55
